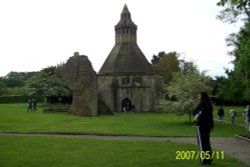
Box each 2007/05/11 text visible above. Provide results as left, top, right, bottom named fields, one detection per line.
left=176, top=151, right=224, bottom=160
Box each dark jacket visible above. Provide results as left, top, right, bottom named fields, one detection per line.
left=193, top=100, right=214, bottom=130
left=217, top=108, right=224, bottom=116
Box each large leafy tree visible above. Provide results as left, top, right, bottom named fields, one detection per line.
left=217, top=0, right=250, bottom=23
left=179, top=59, right=199, bottom=74
left=216, top=0, right=250, bottom=101
left=159, top=70, right=213, bottom=123
left=151, top=51, right=180, bottom=83
left=0, top=71, right=37, bottom=95
left=215, top=70, right=245, bottom=101
left=25, top=67, right=71, bottom=97
left=151, top=51, right=214, bottom=122
left=233, top=22, right=250, bottom=100
left=1, top=71, right=37, bottom=88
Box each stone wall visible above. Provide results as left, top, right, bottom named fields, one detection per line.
left=60, top=52, right=97, bottom=116
left=97, top=74, right=164, bottom=113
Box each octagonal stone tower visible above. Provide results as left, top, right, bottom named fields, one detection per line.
left=97, top=4, right=163, bottom=113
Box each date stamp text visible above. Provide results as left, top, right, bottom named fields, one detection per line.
left=175, top=151, right=224, bottom=160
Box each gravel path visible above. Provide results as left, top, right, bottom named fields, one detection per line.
left=0, top=133, right=249, bottom=166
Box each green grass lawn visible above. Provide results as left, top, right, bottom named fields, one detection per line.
left=0, top=103, right=246, bottom=137
left=0, top=103, right=249, bottom=167
left=214, top=106, right=248, bottom=125
left=0, top=136, right=248, bottom=167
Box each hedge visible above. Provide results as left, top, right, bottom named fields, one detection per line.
left=0, top=95, right=44, bottom=103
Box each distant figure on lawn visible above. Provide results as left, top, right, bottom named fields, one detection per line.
left=27, top=99, right=38, bottom=112
left=217, top=106, right=225, bottom=121
left=193, top=92, right=214, bottom=165
left=244, top=105, right=250, bottom=131
left=32, top=99, right=37, bottom=112
left=27, top=99, right=32, bottom=111
left=229, top=108, right=237, bottom=125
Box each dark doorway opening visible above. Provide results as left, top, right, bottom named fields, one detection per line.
left=121, top=98, right=132, bottom=112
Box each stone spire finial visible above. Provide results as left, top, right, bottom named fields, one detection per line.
left=115, top=4, right=137, bottom=44
left=122, top=4, right=129, bottom=13
left=121, top=4, right=131, bottom=19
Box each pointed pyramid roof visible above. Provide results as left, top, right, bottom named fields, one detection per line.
left=98, top=5, right=154, bottom=75
left=98, top=43, right=154, bottom=75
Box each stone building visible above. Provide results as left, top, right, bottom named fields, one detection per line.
left=97, top=5, right=163, bottom=113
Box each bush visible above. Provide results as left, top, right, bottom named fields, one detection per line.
left=0, top=95, right=44, bottom=103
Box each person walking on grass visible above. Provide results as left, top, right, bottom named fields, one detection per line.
left=27, top=99, right=32, bottom=111
left=217, top=106, right=225, bottom=121
left=244, top=105, right=250, bottom=131
left=32, top=99, right=37, bottom=112
left=193, top=92, right=214, bottom=165
left=229, top=108, right=237, bottom=125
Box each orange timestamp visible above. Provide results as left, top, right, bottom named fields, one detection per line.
left=175, top=151, right=224, bottom=160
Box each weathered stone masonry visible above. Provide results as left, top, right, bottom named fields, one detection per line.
left=97, top=5, right=164, bottom=113
left=61, top=52, right=97, bottom=116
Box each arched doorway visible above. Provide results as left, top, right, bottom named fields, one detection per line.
left=121, top=98, right=132, bottom=112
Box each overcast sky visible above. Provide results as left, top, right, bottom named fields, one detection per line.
left=0, top=0, right=241, bottom=77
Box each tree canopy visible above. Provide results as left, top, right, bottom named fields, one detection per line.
left=151, top=51, right=180, bottom=83
left=217, top=0, right=250, bottom=23
left=216, top=0, right=250, bottom=101
left=25, top=67, right=71, bottom=97
left=0, top=71, right=37, bottom=88
left=159, top=69, right=212, bottom=122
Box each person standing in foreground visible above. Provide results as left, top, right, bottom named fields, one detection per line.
left=193, top=92, right=214, bottom=165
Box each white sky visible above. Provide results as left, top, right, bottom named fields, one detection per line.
left=0, top=0, right=241, bottom=77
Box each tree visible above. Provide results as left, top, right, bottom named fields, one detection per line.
left=159, top=71, right=213, bottom=123
left=5, top=71, right=37, bottom=81
left=234, top=22, right=250, bottom=100
left=0, top=80, right=7, bottom=96
left=0, top=71, right=37, bottom=88
left=217, top=0, right=250, bottom=23
left=25, top=67, right=71, bottom=97
left=179, top=59, right=199, bottom=74
left=215, top=70, right=245, bottom=101
left=3, top=78, right=24, bottom=88
left=216, top=0, right=250, bottom=101
left=151, top=51, right=180, bottom=83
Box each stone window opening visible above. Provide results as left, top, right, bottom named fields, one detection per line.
left=121, top=77, right=130, bottom=85
left=133, top=77, right=142, bottom=87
